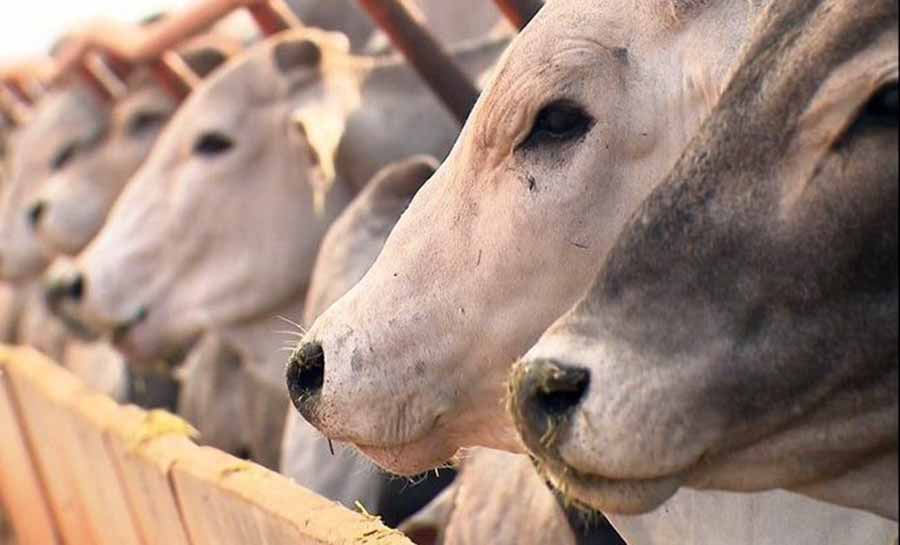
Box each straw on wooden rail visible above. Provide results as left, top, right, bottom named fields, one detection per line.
left=493, top=0, right=544, bottom=30
left=356, top=0, right=481, bottom=125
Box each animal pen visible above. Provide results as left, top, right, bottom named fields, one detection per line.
left=0, top=345, right=415, bottom=545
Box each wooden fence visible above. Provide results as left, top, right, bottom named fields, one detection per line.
left=0, top=345, right=413, bottom=545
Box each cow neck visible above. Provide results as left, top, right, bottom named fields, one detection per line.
left=215, top=289, right=308, bottom=389
left=0, top=280, right=30, bottom=343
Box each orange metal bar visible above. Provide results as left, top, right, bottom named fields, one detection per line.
left=494, top=0, right=543, bottom=30
left=355, top=0, right=480, bottom=125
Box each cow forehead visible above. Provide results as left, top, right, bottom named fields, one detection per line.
left=18, top=88, right=105, bottom=151
left=464, top=1, right=642, bottom=166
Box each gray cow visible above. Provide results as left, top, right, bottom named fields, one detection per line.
left=512, top=0, right=898, bottom=523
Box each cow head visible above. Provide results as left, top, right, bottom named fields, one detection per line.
left=0, top=85, right=104, bottom=282
left=30, top=44, right=233, bottom=256
left=290, top=0, right=761, bottom=475
left=510, top=0, right=898, bottom=518
left=58, top=29, right=358, bottom=363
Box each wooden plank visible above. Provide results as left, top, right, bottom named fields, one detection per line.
left=3, top=347, right=99, bottom=545
left=104, top=407, right=196, bottom=545
left=68, top=394, right=148, bottom=545
left=171, top=446, right=415, bottom=545
left=0, top=346, right=61, bottom=545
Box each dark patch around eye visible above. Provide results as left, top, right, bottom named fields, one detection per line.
left=861, top=83, right=899, bottom=126
left=127, top=111, right=168, bottom=136
left=519, top=100, right=594, bottom=151
left=834, top=82, right=898, bottom=150
left=193, top=131, right=235, bottom=156
left=51, top=142, right=79, bottom=171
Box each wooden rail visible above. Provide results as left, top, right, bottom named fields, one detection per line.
left=0, top=345, right=413, bottom=545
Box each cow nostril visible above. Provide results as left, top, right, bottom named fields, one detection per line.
left=66, top=273, right=85, bottom=302
left=287, top=342, right=326, bottom=407
left=518, top=359, right=590, bottom=422
left=27, top=201, right=46, bottom=228
left=534, top=363, right=590, bottom=419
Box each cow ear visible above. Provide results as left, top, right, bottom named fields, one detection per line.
left=181, top=47, right=230, bottom=79
left=291, top=106, right=346, bottom=214
left=274, top=38, right=323, bottom=74
left=372, top=155, right=438, bottom=199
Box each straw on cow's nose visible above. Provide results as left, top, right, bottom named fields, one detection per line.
left=287, top=341, right=326, bottom=414
left=511, top=358, right=590, bottom=446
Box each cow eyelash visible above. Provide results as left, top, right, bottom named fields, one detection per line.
left=193, top=131, right=235, bottom=156
left=519, top=100, right=594, bottom=151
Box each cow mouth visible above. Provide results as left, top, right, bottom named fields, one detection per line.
left=535, top=453, right=687, bottom=515
left=110, top=306, right=150, bottom=349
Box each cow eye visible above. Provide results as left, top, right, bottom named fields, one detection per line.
left=51, top=142, right=79, bottom=171
left=127, top=111, right=168, bottom=136
left=861, top=83, right=898, bottom=126
left=193, top=131, right=235, bottom=156
left=520, top=100, right=594, bottom=150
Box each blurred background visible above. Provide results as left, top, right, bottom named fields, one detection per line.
left=0, top=1, right=188, bottom=60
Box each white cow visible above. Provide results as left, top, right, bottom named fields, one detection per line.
left=282, top=156, right=442, bottom=523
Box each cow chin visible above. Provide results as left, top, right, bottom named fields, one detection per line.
left=356, top=436, right=458, bottom=477
left=540, top=457, right=686, bottom=516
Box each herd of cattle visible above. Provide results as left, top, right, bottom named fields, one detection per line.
left=0, top=0, right=896, bottom=543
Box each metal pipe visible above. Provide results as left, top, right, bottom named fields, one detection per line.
left=494, top=0, right=543, bottom=30
left=355, top=0, right=480, bottom=125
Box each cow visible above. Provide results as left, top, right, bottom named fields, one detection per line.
left=1, top=38, right=234, bottom=283
left=287, top=0, right=898, bottom=542
left=0, top=32, right=234, bottom=406
left=509, top=0, right=899, bottom=523
left=30, top=37, right=238, bottom=257
left=294, top=152, right=623, bottom=544
left=0, top=83, right=102, bottom=282
left=175, top=333, right=286, bottom=467
left=402, top=449, right=580, bottom=545
left=282, top=156, right=458, bottom=527
left=289, top=0, right=761, bottom=478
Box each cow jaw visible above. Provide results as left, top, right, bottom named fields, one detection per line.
left=291, top=0, right=760, bottom=474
